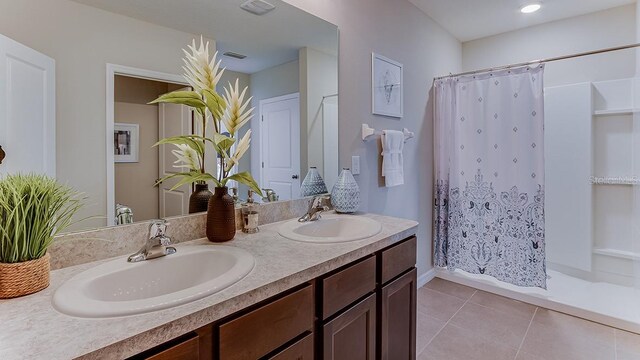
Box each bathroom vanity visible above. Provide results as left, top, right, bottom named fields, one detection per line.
left=131, top=236, right=416, bottom=360
left=0, top=213, right=418, bottom=360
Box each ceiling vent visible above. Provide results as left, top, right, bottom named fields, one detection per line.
left=240, top=0, right=276, bottom=16
left=223, top=51, right=247, bottom=60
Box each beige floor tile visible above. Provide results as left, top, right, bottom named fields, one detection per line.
left=418, top=323, right=518, bottom=360
left=519, top=311, right=615, bottom=360
left=417, top=287, right=465, bottom=322
left=416, top=313, right=447, bottom=354
left=469, top=290, right=537, bottom=320
left=533, top=308, right=615, bottom=345
left=616, top=329, right=640, bottom=355
left=448, top=302, right=531, bottom=349
left=423, top=278, right=477, bottom=300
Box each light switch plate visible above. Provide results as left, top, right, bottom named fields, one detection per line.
left=351, top=156, right=360, bottom=175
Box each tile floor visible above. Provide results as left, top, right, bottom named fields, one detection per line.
left=417, top=278, right=640, bottom=360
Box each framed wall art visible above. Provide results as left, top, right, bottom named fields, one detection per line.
left=372, top=53, right=403, bottom=118
left=114, top=123, right=139, bottom=163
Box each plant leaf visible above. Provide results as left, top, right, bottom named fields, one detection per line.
left=154, top=136, right=204, bottom=156
left=150, top=90, right=206, bottom=109
left=202, top=89, right=226, bottom=120
left=224, top=172, right=262, bottom=197
left=213, top=133, right=235, bottom=152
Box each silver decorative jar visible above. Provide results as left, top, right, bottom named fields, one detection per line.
left=300, top=167, right=328, bottom=197
left=330, top=168, right=360, bottom=213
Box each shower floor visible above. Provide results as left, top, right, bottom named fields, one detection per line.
left=436, top=268, right=640, bottom=334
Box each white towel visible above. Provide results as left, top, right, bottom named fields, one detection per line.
left=381, top=130, right=404, bottom=187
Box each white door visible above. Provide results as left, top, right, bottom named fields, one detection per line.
left=158, top=102, right=192, bottom=217
left=260, top=93, right=300, bottom=201
left=0, top=34, right=55, bottom=177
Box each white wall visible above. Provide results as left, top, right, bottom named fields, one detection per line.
left=0, top=0, right=202, bottom=229
left=299, top=47, right=338, bottom=182
left=283, top=0, right=462, bottom=278
left=463, top=5, right=637, bottom=87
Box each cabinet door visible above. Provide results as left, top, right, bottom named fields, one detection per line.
left=323, top=294, right=376, bottom=360
left=379, top=268, right=417, bottom=360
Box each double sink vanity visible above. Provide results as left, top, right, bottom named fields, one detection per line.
left=0, top=207, right=418, bottom=360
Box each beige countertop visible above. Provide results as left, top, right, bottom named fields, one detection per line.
left=0, top=213, right=418, bottom=360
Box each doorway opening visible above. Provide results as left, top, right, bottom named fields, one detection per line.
left=106, top=65, right=190, bottom=225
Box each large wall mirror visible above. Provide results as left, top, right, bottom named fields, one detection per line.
left=0, top=0, right=338, bottom=232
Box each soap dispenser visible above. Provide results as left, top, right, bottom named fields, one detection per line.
left=242, top=190, right=259, bottom=234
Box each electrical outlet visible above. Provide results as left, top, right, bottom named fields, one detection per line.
left=351, top=156, right=360, bottom=175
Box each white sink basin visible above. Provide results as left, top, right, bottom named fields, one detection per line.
left=278, top=214, right=382, bottom=243
left=53, top=245, right=254, bottom=318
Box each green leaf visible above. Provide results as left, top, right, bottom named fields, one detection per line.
left=154, top=136, right=204, bottom=156
left=150, top=90, right=206, bottom=109
left=156, top=171, right=218, bottom=191
left=202, top=89, right=226, bottom=120
left=223, top=172, right=262, bottom=197
left=213, top=133, right=235, bottom=152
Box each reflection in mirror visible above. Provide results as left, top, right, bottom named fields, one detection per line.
left=0, top=0, right=338, bottom=232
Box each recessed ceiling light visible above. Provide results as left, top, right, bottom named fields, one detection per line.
left=520, top=3, right=541, bottom=14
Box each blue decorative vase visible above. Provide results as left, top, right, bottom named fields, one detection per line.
left=300, top=167, right=328, bottom=197
left=331, top=168, right=360, bottom=213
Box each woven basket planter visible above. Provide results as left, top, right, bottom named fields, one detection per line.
left=0, top=253, right=50, bottom=299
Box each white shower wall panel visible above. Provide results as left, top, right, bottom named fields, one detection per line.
left=544, top=82, right=593, bottom=273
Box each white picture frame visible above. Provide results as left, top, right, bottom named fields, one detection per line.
left=114, top=123, right=139, bottom=163
left=372, top=53, right=403, bottom=118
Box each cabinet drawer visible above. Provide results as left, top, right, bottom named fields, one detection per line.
left=144, top=335, right=199, bottom=360
left=219, top=285, right=314, bottom=360
left=322, top=256, right=376, bottom=320
left=268, top=333, right=314, bottom=360
left=379, top=237, right=416, bottom=285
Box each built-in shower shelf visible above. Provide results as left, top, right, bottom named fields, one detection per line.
left=593, top=248, right=640, bottom=261
left=591, top=180, right=638, bottom=186
left=593, top=108, right=640, bottom=116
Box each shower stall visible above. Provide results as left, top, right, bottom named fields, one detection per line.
left=433, top=44, right=640, bottom=333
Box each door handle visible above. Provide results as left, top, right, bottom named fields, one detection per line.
left=292, top=175, right=299, bottom=179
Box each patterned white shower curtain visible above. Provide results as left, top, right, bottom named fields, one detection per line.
left=433, top=64, right=547, bottom=288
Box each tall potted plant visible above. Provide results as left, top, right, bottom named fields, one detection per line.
left=0, top=174, right=83, bottom=298
left=153, top=38, right=261, bottom=242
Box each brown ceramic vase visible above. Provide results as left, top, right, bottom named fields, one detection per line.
left=189, top=183, right=212, bottom=214
left=206, top=186, right=236, bottom=242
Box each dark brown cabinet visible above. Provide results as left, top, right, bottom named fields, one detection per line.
left=218, top=285, right=314, bottom=360
left=129, top=326, right=213, bottom=360
left=268, top=333, right=314, bottom=360
left=322, top=294, right=377, bottom=360
left=379, top=268, right=417, bottom=360
left=377, top=237, right=417, bottom=360
left=130, top=236, right=418, bottom=360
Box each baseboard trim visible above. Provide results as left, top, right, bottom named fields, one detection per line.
left=418, top=268, right=436, bottom=288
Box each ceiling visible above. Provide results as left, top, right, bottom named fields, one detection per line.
left=71, top=0, right=338, bottom=74
left=410, top=0, right=636, bottom=42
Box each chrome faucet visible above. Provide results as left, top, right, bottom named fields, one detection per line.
left=299, top=195, right=331, bottom=222
left=127, top=219, right=177, bottom=263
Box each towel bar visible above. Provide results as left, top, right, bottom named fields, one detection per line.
left=362, top=123, right=414, bottom=142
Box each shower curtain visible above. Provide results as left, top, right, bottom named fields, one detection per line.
left=433, top=64, right=547, bottom=288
